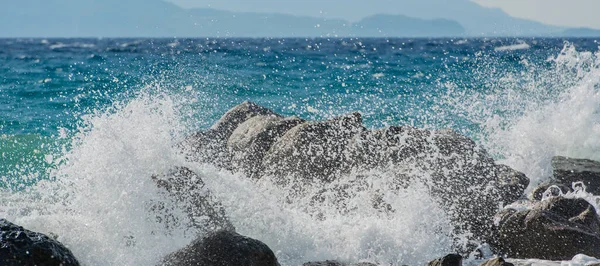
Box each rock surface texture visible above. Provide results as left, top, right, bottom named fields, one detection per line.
left=161, top=230, right=280, bottom=266
left=0, top=219, right=80, bottom=266
left=551, top=156, right=600, bottom=195
left=491, top=197, right=600, bottom=260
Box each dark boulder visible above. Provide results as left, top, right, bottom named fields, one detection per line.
left=492, top=196, right=600, bottom=260
left=552, top=156, right=600, bottom=195
left=478, top=257, right=513, bottom=266
left=427, top=254, right=462, bottom=266
left=228, top=115, right=305, bottom=178
left=182, top=101, right=280, bottom=168
left=0, top=219, right=80, bottom=266
left=152, top=167, right=234, bottom=233
left=161, top=230, right=279, bottom=266
left=261, top=112, right=365, bottom=184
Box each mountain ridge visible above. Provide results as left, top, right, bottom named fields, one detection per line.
left=0, top=0, right=595, bottom=37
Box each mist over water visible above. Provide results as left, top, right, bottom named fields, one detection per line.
left=2, top=38, right=600, bottom=265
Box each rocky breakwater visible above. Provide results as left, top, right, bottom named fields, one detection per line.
left=181, top=101, right=529, bottom=246
left=164, top=102, right=600, bottom=264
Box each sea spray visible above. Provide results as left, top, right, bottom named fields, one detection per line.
left=0, top=94, right=195, bottom=265
left=484, top=44, right=600, bottom=188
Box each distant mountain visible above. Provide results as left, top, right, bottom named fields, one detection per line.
left=353, top=14, right=464, bottom=37
left=0, top=0, right=595, bottom=37
left=350, top=0, right=565, bottom=36
left=163, top=0, right=569, bottom=36
left=0, top=0, right=464, bottom=37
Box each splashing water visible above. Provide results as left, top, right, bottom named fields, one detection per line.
left=3, top=41, right=600, bottom=266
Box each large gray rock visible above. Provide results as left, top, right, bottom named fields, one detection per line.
left=228, top=115, right=305, bottom=178
left=552, top=156, right=600, bottom=195
left=0, top=219, right=80, bottom=266
left=160, top=230, right=279, bottom=266
left=346, top=126, right=528, bottom=243
left=261, top=112, right=365, bottom=184
left=181, top=102, right=530, bottom=248
left=152, top=167, right=234, bottom=233
left=182, top=101, right=280, bottom=169
left=491, top=196, right=600, bottom=260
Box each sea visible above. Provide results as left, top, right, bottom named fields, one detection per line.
left=2, top=37, right=600, bottom=265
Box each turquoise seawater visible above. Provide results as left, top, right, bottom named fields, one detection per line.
left=3, top=38, right=600, bottom=265
left=2, top=38, right=599, bottom=186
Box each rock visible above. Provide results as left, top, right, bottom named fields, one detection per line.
left=492, top=196, right=600, bottom=260
left=529, top=182, right=572, bottom=201
left=494, top=164, right=530, bottom=203
left=161, top=230, right=279, bottom=266
left=427, top=254, right=462, bottom=266
left=302, top=261, right=377, bottom=266
left=0, top=219, right=80, bottom=266
left=181, top=129, right=232, bottom=169
left=228, top=115, right=305, bottom=178
left=182, top=101, right=280, bottom=169
left=347, top=125, right=529, bottom=243
left=211, top=101, right=281, bottom=140
left=478, top=257, right=513, bottom=266
left=552, top=156, right=600, bottom=195
left=181, top=102, right=531, bottom=249
left=261, top=112, right=365, bottom=184
left=152, top=167, right=234, bottom=233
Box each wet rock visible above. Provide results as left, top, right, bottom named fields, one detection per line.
left=427, top=254, right=463, bottom=266
left=161, top=230, right=279, bottom=266
left=478, top=257, right=513, bottom=266
left=344, top=125, right=434, bottom=171
left=302, top=261, right=377, bottom=266
left=0, top=219, right=80, bottom=266
left=347, top=125, right=529, bottom=243
left=492, top=196, right=600, bottom=260
left=211, top=101, right=281, bottom=139
left=228, top=115, right=305, bottom=178
left=182, top=101, right=280, bottom=168
left=181, top=128, right=232, bottom=169
left=552, top=156, right=600, bottom=195
left=529, top=182, right=572, bottom=201
left=152, top=167, right=234, bottom=232
left=262, top=112, right=365, bottom=184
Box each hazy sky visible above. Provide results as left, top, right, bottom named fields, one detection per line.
left=167, top=0, right=600, bottom=29
left=473, top=0, right=600, bottom=29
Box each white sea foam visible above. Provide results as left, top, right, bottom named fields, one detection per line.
left=494, top=42, right=531, bottom=52
left=0, top=90, right=459, bottom=265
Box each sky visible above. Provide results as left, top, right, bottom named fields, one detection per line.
left=473, top=0, right=600, bottom=29
left=167, top=0, right=600, bottom=29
